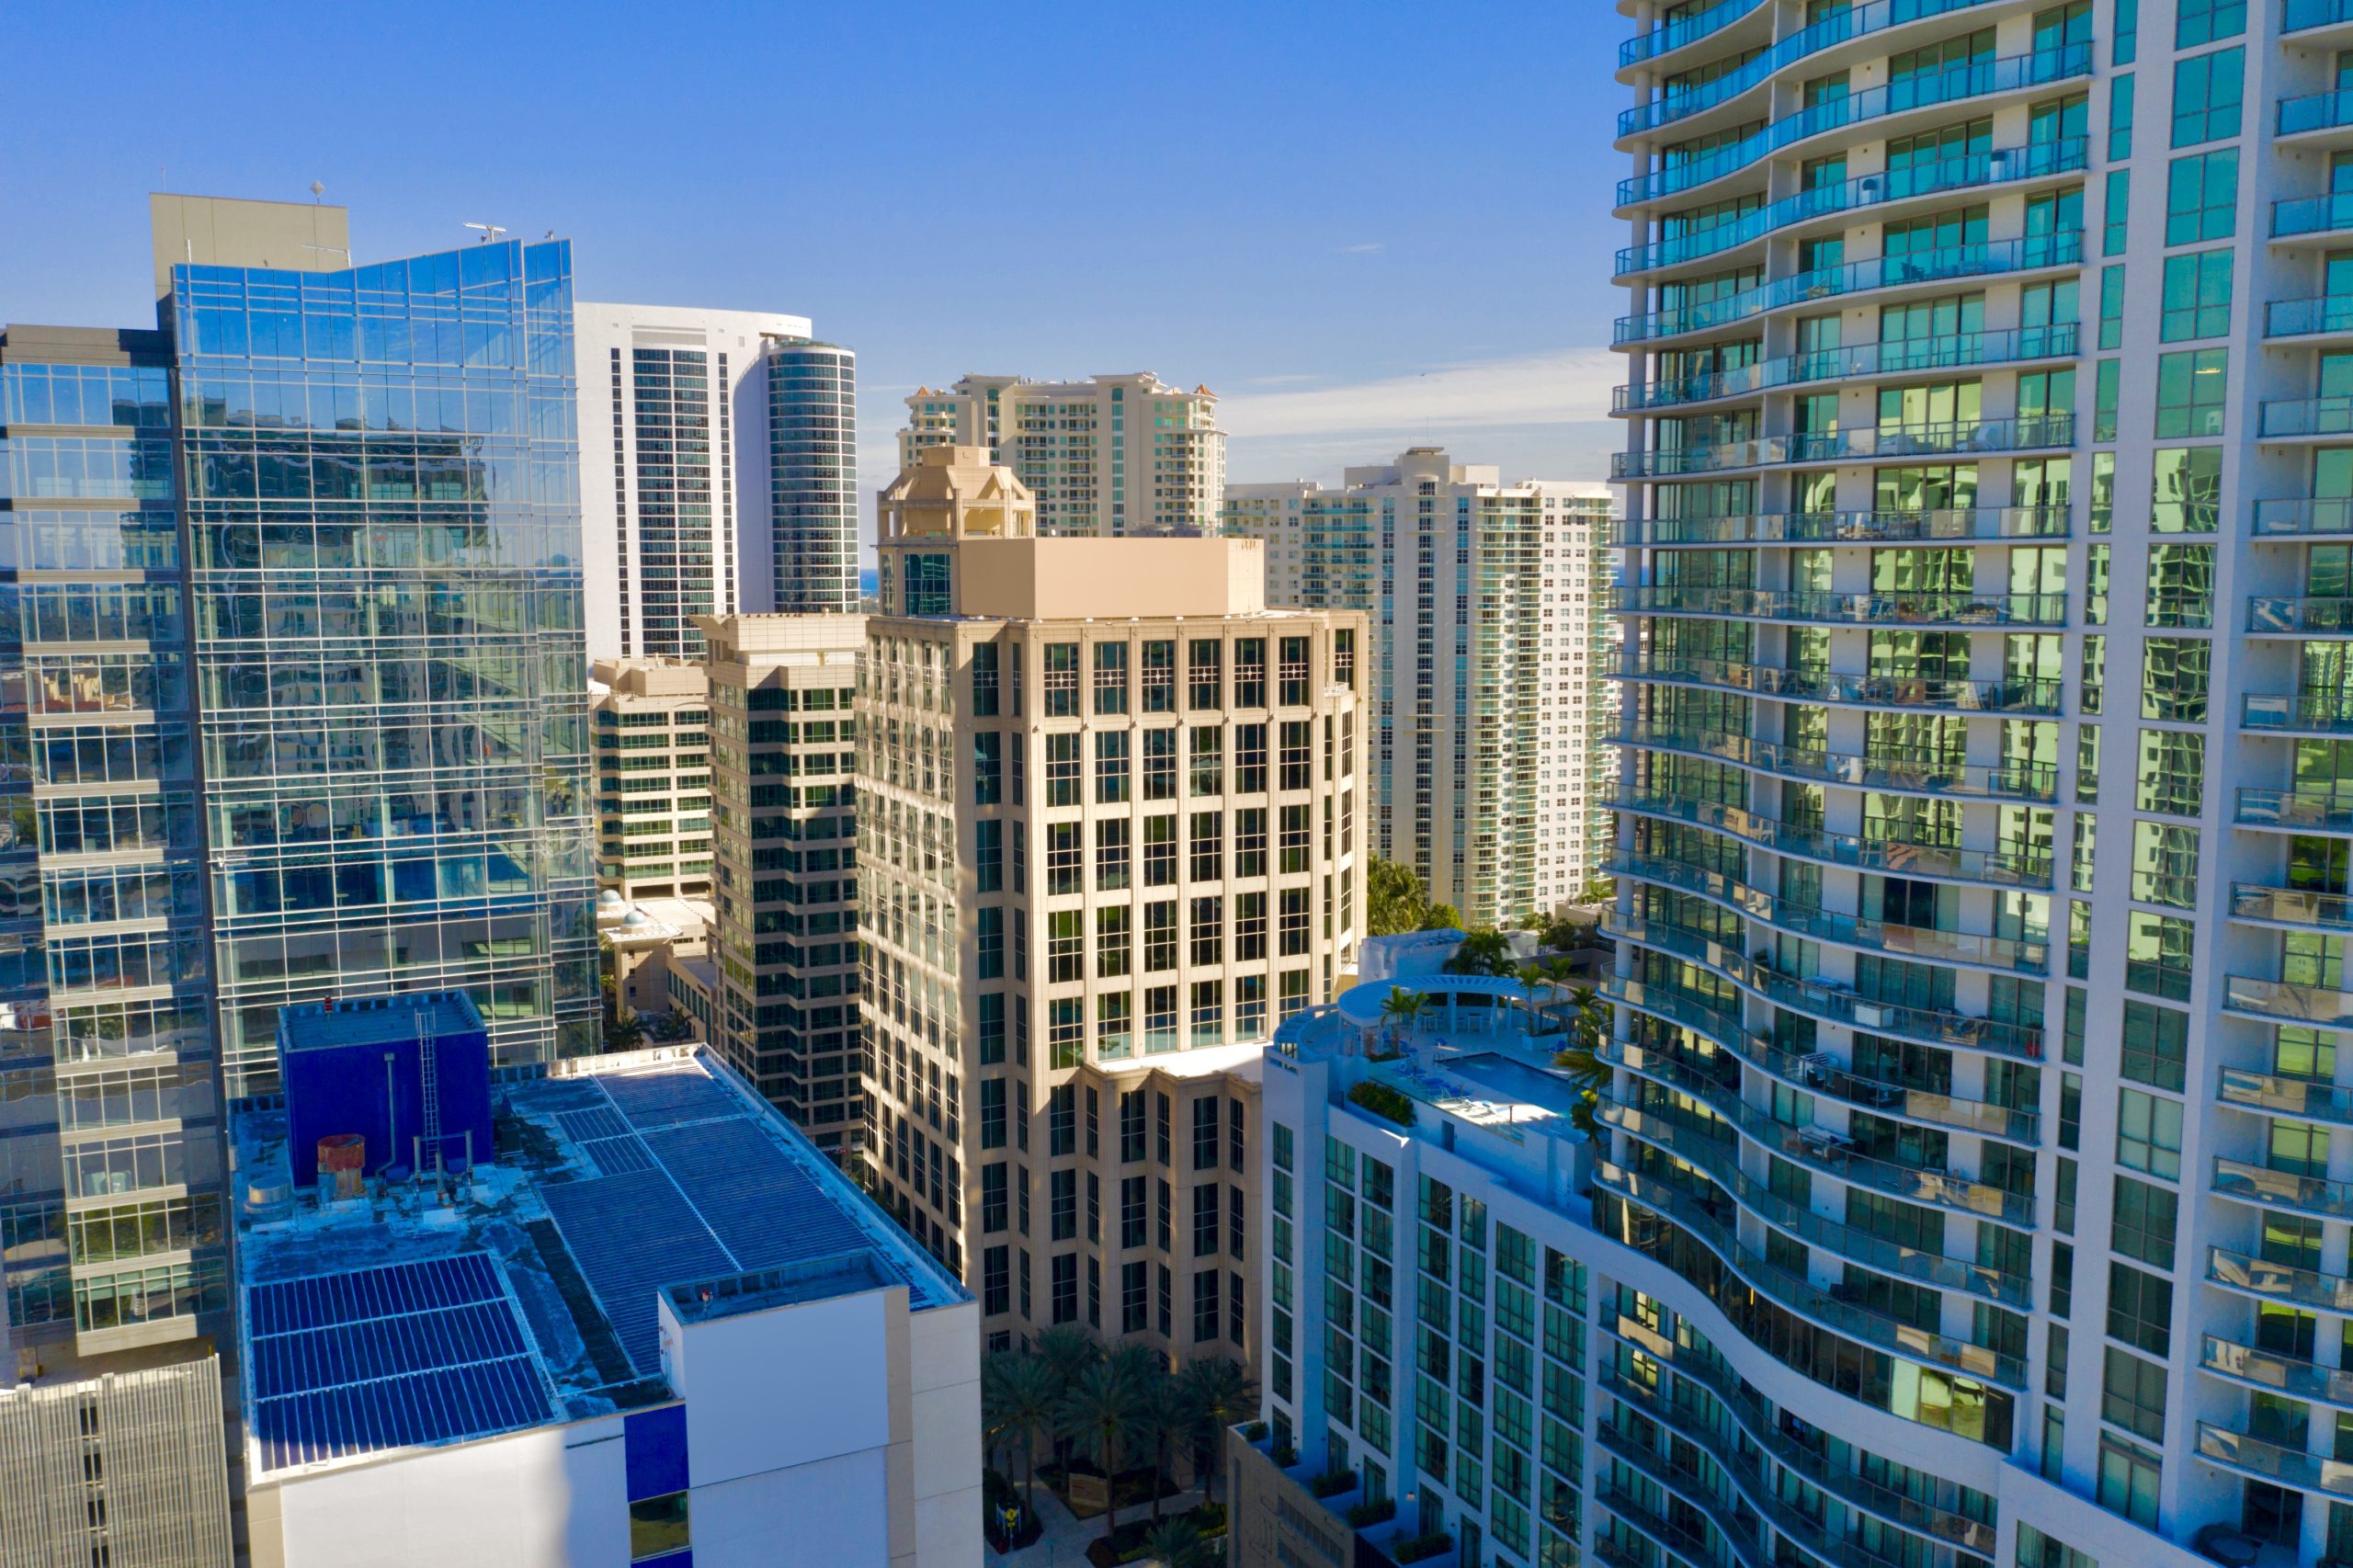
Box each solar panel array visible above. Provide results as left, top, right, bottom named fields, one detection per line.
left=555, top=1105, right=631, bottom=1143
left=531, top=1067, right=933, bottom=1378
left=247, top=1253, right=551, bottom=1472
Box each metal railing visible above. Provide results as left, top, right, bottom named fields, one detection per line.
left=1615, top=585, right=2069, bottom=626
left=1617, top=233, right=2081, bottom=339
left=1617, top=721, right=2059, bottom=802
left=1625, top=653, right=2063, bottom=715
left=1616, top=322, right=2079, bottom=412
left=1620, top=506, right=2068, bottom=546
left=1619, top=0, right=1768, bottom=67
left=2230, top=883, right=2353, bottom=932
left=1609, top=789, right=2054, bottom=887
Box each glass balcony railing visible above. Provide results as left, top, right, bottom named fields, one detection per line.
left=2217, top=1068, right=2353, bottom=1127
left=2209, top=1244, right=2353, bottom=1311
left=1616, top=323, right=2080, bottom=412
left=2245, top=692, right=2353, bottom=733
left=1612, top=858, right=2048, bottom=974
left=2198, top=1423, right=2353, bottom=1498
left=1621, top=506, right=2069, bottom=546
left=1616, top=416, right=2074, bottom=477
left=2239, top=788, right=2353, bottom=833
left=2214, top=1154, right=2353, bottom=1218
left=1617, top=139, right=2088, bottom=278
left=2201, top=1335, right=2353, bottom=1409
left=2281, top=90, right=2353, bottom=137
left=1617, top=585, right=2069, bottom=627
left=2260, top=395, right=2353, bottom=438
left=1620, top=48, right=2093, bottom=207
left=1619, top=0, right=1768, bottom=68
left=1616, top=233, right=2081, bottom=341
left=1620, top=0, right=2006, bottom=136
left=1619, top=722, right=2060, bottom=801
left=2254, top=498, right=2353, bottom=538
left=1626, top=653, right=2064, bottom=715
left=2268, top=295, right=2353, bottom=338
left=2286, top=0, right=2353, bottom=34
left=2231, top=883, right=2353, bottom=932
left=2222, top=977, right=2353, bottom=1029
left=2273, top=190, right=2353, bottom=239
left=1592, top=1159, right=2027, bottom=1388
left=2249, top=596, right=2353, bottom=633
left=1593, top=1426, right=1757, bottom=1568
left=1612, top=788, right=2053, bottom=887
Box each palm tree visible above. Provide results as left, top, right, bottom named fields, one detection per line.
left=1034, top=1324, right=1102, bottom=1471
left=1515, top=963, right=1554, bottom=1035
left=1131, top=1368, right=1189, bottom=1526
left=1176, top=1358, right=1259, bottom=1504
left=1142, top=1515, right=1215, bottom=1568
left=1057, top=1358, right=1148, bottom=1540
left=1552, top=983, right=1610, bottom=1134
left=982, top=1351, right=1058, bottom=1517
left=1378, top=988, right=1429, bottom=1051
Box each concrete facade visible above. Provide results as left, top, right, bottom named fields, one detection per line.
left=592, top=656, right=713, bottom=902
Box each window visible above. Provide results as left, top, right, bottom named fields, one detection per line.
left=1046, top=733, right=1081, bottom=807
left=2154, top=349, right=2226, bottom=438
left=2169, top=48, right=2242, bottom=147
left=2107, top=73, right=2134, bottom=162
left=971, top=642, right=999, bottom=716
left=1048, top=824, right=1083, bottom=897
left=1235, top=808, right=1267, bottom=878
left=1049, top=1085, right=1075, bottom=1155
left=1234, top=639, right=1267, bottom=706
left=1096, top=818, right=1130, bottom=892
left=2018, top=1526, right=2098, bottom=1568
left=1093, top=642, right=1129, bottom=715
left=1122, top=1093, right=1147, bottom=1162
left=981, top=1081, right=1006, bottom=1150
left=1095, top=732, right=1130, bottom=803
left=1049, top=909, right=1084, bottom=983
left=1051, top=1253, right=1078, bottom=1324
left=1189, top=812, right=1222, bottom=882
left=2111, top=1176, right=2177, bottom=1268
left=1143, top=728, right=1177, bottom=800
left=972, top=732, right=1002, bottom=805
left=977, top=819, right=1003, bottom=893
left=1279, top=804, right=1311, bottom=873
left=1279, top=888, right=1311, bottom=956
left=2107, top=1262, right=2172, bottom=1356
left=2097, top=1434, right=2160, bottom=1528
left=2126, top=911, right=2195, bottom=1002
left=2116, top=1087, right=2182, bottom=1178
left=2100, top=1346, right=2166, bottom=1441
left=1051, top=1169, right=1077, bottom=1241
left=1193, top=1182, right=1220, bottom=1256
left=2150, top=446, right=2222, bottom=534
left=1190, top=896, right=1223, bottom=966
left=1235, top=723, right=1267, bottom=794
left=1145, top=903, right=1177, bottom=972
left=630, top=1494, right=690, bottom=1561
left=1190, top=978, right=1222, bottom=1046
left=1235, top=892, right=1267, bottom=962
left=2103, top=168, right=2129, bottom=256
left=1121, top=1260, right=1148, bottom=1333
left=976, top=907, right=1004, bottom=980
left=983, top=1245, right=1009, bottom=1315
left=2174, top=0, right=2243, bottom=46
left=982, top=1164, right=1008, bottom=1232
left=2158, top=250, right=2231, bottom=341
left=1279, top=722, right=1312, bottom=790
left=2163, top=149, right=2237, bottom=245
left=1097, top=991, right=1131, bottom=1057
left=1194, top=1268, right=1222, bottom=1343
left=1144, top=815, right=1177, bottom=887
left=1043, top=643, right=1079, bottom=717
left=1141, top=641, right=1175, bottom=711
left=1191, top=726, right=1223, bottom=797
left=903, top=554, right=949, bottom=618
left=1189, top=640, right=1222, bottom=710
left=1193, top=1097, right=1220, bottom=1171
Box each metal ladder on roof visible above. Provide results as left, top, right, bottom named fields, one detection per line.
left=417, top=1014, right=442, bottom=1157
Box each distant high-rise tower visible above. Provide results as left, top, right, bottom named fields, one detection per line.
left=898, top=373, right=1222, bottom=536
left=1225, top=449, right=1616, bottom=922
left=577, top=304, right=856, bottom=657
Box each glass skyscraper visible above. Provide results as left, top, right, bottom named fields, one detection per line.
left=171, top=238, right=596, bottom=1096
left=767, top=338, right=858, bottom=613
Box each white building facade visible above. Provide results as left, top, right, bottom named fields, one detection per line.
left=578, top=304, right=857, bottom=659
left=1224, top=450, right=1618, bottom=924
left=899, top=373, right=1223, bottom=537
left=1607, top=4, right=2353, bottom=1568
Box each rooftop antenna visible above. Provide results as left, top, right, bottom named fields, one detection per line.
left=463, top=222, right=507, bottom=244
left=310, top=180, right=324, bottom=203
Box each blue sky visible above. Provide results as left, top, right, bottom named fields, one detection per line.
left=0, top=2, right=1628, bottom=538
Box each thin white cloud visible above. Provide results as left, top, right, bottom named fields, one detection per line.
left=1243, top=372, right=1320, bottom=387
left=1218, top=348, right=1619, bottom=439
left=1337, top=242, right=1384, bottom=255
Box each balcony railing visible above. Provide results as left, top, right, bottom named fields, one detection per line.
left=2282, top=90, right=2353, bottom=138
left=2259, top=396, right=2353, bottom=438
left=1616, top=416, right=2074, bottom=477
left=2245, top=691, right=2353, bottom=733
left=2249, top=596, right=2353, bottom=633
left=2201, top=1335, right=2353, bottom=1410
left=2222, top=977, right=2353, bottom=1029
left=2231, top=883, right=2353, bottom=932
left=2273, top=189, right=2353, bottom=239
left=2239, top=788, right=2353, bottom=833
left=1620, top=0, right=2007, bottom=136
left=1609, top=788, right=2054, bottom=887
left=2198, top=1422, right=2353, bottom=1498
left=1619, top=48, right=2093, bottom=207
left=1619, top=722, right=2060, bottom=802
left=1613, top=858, right=2048, bottom=974
left=1626, top=653, right=2064, bottom=715
left=1616, top=139, right=2088, bottom=278
left=2254, top=498, right=2353, bottom=538
left=1593, top=1159, right=2027, bottom=1388
left=2211, top=1244, right=2353, bottom=1312
left=1619, top=0, right=1767, bottom=67
left=2217, top=1068, right=2353, bottom=1128
left=1617, top=585, right=2069, bottom=627
left=1616, top=323, right=2080, bottom=412
left=1620, top=506, right=2069, bottom=546
left=1616, top=233, right=2082, bottom=340
left=2287, top=0, right=2353, bottom=34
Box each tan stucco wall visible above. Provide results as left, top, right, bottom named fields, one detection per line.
left=949, top=537, right=1267, bottom=619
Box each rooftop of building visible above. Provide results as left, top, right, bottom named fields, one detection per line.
left=280, top=990, right=484, bottom=1053
left=232, top=1043, right=964, bottom=1482
left=589, top=656, right=708, bottom=700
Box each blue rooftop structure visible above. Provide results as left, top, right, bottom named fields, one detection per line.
left=233, top=1044, right=967, bottom=1481
left=278, top=991, right=494, bottom=1187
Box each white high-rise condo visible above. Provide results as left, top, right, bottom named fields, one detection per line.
left=1225, top=451, right=1620, bottom=924
left=579, top=304, right=857, bottom=659
left=1597, top=3, right=2353, bottom=1566
left=899, top=372, right=1223, bottom=537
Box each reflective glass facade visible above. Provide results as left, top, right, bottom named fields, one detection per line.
left=172, top=240, right=596, bottom=1095
left=766, top=340, right=857, bottom=613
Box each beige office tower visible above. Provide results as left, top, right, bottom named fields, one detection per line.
left=861, top=445, right=1365, bottom=1358
left=696, top=612, right=868, bottom=1163
left=898, top=373, right=1223, bottom=537
left=1224, top=449, right=1618, bottom=923
left=591, top=656, right=714, bottom=901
